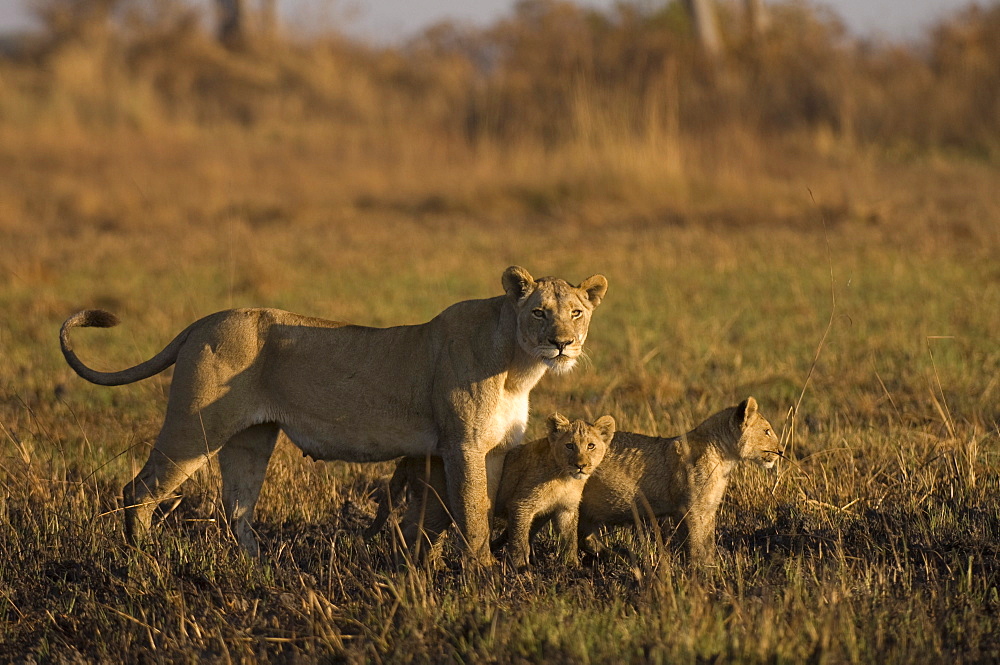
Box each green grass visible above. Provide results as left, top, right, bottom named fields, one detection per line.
left=2, top=127, right=1000, bottom=663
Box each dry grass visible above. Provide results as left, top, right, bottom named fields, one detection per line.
left=2, top=1, right=1000, bottom=662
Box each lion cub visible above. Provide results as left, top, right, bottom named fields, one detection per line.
left=577, top=397, right=779, bottom=563
left=493, top=413, right=615, bottom=568
left=367, top=413, right=615, bottom=568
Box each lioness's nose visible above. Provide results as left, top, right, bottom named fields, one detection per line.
left=550, top=338, right=571, bottom=352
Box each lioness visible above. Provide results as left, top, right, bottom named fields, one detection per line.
left=577, top=397, right=779, bottom=562
left=59, top=266, right=608, bottom=559
left=368, top=413, right=615, bottom=568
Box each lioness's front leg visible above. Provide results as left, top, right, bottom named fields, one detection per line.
left=441, top=448, right=492, bottom=563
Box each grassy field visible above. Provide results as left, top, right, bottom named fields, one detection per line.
left=2, top=1, right=1000, bottom=663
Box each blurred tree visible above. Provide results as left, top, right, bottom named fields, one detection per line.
left=32, top=0, right=120, bottom=43
left=216, top=0, right=277, bottom=49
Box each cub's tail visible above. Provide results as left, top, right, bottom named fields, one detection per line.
left=60, top=309, right=192, bottom=386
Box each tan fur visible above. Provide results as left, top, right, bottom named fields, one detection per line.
left=367, top=413, right=615, bottom=568
left=494, top=413, right=614, bottom=568
left=578, top=397, right=779, bottom=562
left=59, top=266, right=607, bottom=559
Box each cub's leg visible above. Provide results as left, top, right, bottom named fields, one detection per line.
left=218, top=423, right=280, bottom=557
left=505, top=504, right=538, bottom=569
left=365, top=457, right=420, bottom=541
left=484, top=447, right=508, bottom=519
left=400, top=457, right=452, bottom=561
left=577, top=516, right=605, bottom=557
left=402, top=495, right=452, bottom=562
left=684, top=511, right=719, bottom=563
left=403, top=457, right=451, bottom=554
left=552, top=509, right=580, bottom=567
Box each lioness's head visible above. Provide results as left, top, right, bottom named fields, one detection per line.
left=546, top=413, right=615, bottom=479
left=503, top=266, right=608, bottom=375
left=732, top=397, right=780, bottom=469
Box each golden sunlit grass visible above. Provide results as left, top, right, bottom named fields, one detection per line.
left=2, top=1, right=1000, bottom=662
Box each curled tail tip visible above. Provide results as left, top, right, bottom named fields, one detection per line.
left=67, top=309, right=120, bottom=329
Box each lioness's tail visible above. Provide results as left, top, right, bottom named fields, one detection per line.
left=60, top=309, right=193, bottom=386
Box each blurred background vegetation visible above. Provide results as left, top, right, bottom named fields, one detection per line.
left=3, top=0, right=999, bottom=186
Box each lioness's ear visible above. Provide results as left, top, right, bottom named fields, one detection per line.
left=502, top=265, right=536, bottom=302
left=735, top=397, right=759, bottom=429
left=579, top=274, right=608, bottom=307
left=593, top=415, right=616, bottom=443
left=547, top=412, right=571, bottom=437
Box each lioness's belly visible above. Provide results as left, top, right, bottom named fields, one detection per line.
left=281, top=419, right=438, bottom=463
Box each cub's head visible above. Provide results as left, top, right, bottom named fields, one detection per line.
left=731, top=397, right=780, bottom=469
left=546, top=413, right=616, bottom=479
left=503, top=266, right=608, bottom=375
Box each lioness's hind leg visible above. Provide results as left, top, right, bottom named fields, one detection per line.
left=124, top=447, right=210, bottom=546
left=218, top=423, right=280, bottom=556
left=124, top=410, right=237, bottom=547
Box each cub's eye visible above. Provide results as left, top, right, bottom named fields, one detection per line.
left=764, top=428, right=772, bottom=436
left=587, top=443, right=596, bottom=450
left=532, top=309, right=546, bottom=319
left=565, top=443, right=574, bottom=450
left=571, top=309, right=584, bottom=319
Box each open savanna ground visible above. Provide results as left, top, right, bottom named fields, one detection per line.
left=2, top=130, right=998, bottom=663
left=2, top=1, right=1000, bottom=662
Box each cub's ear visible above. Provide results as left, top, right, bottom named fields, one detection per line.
left=502, top=266, right=536, bottom=302
left=592, top=415, right=616, bottom=443
left=579, top=274, right=608, bottom=307
left=735, top=396, right=759, bottom=429
left=547, top=412, right=572, bottom=437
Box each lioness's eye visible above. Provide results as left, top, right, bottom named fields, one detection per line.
left=764, top=428, right=771, bottom=436
left=587, top=443, right=595, bottom=450
left=532, top=309, right=546, bottom=319
left=571, top=309, right=583, bottom=319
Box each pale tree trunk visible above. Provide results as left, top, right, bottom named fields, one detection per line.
left=745, top=0, right=769, bottom=40
left=682, top=0, right=722, bottom=60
